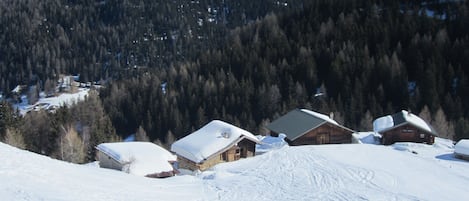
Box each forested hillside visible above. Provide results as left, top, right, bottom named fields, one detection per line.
left=0, top=0, right=298, bottom=92
left=100, top=0, right=469, bottom=142
left=2, top=0, right=469, bottom=162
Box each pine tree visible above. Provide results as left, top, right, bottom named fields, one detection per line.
left=22, top=110, right=57, bottom=155
left=454, top=118, right=469, bottom=141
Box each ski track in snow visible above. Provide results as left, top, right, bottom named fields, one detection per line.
left=203, top=147, right=389, bottom=201
left=201, top=142, right=467, bottom=201
left=2, top=138, right=469, bottom=201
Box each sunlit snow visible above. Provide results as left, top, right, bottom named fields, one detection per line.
left=1, top=137, right=468, bottom=200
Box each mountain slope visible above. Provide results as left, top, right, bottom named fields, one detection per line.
left=201, top=139, right=468, bottom=200
left=0, top=143, right=209, bottom=201
left=1, top=138, right=468, bottom=200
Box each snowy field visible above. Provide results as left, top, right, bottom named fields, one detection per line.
left=14, top=88, right=90, bottom=115
left=1, top=137, right=468, bottom=201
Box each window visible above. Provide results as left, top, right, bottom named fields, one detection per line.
left=402, top=129, right=414, bottom=133
left=234, top=147, right=241, bottom=160
left=420, top=134, right=425, bottom=138
left=221, top=152, right=228, bottom=161
left=316, top=132, right=330, bottom=144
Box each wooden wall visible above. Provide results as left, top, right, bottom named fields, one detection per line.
left=97, top=150, right=176, bottom=178
left=455, top=153, right=469, bottom=161
left=177, top=138, right=257, bottom=171
left=381, top=125, right=435, bottom=145
left=97, top=151, right=124, bottom=171
left=289, top=123, right=352, bottom=146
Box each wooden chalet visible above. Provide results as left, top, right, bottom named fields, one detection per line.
left=171, top=120, right=261, bottom=171
left=373, top=110, right=438, bottom=145
left=266, top=109, right=355, bottom=146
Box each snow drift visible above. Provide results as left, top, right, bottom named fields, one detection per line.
left=1, top=137, right=468, bottom=201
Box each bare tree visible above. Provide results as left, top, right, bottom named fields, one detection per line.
left=258, top=118, right=271, bottom=136
left=418, top=105, right=432, bottom=124
left=359, top=110, right=374, bottom=131
left=164, top=130, right=176, bottom=150
left=433, top=107, right=453, bottom=140
left=332, top=111, right=345, bottom=125
left=58, top=125, right=85, bottom=164
left=135, top=125, right=149, bottom=142
left=4, top=127, right=26, bottom=149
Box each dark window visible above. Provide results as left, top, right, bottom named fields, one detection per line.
left=221, top=152, right=228, bottom=161
left=234, top=147, right=241, bottom=160
left=402, top=129, right=414, bottom=133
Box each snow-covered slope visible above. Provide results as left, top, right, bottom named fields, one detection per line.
left=0, top=143, right=210, bottom=201
left=14, top=88, right=90, bottom=115
left=202, top=138, right=468, bottom=201
left=1, top=138, right=468, bottom=201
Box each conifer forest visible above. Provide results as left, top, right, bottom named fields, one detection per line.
left=1, top=0, right=469, bottom=162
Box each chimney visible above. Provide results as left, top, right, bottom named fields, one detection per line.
left=221, top=130, right=231, bottom=138
left=329, top=112, right=334, bottom=120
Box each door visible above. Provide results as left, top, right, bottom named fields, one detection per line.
left=317, top=133, right=330, bottom=144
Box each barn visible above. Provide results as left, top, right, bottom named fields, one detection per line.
left=95, top=142, right=178, bottom=178
left=454, top=139, right=469, bottom=161
left=266, top=109, right=355, bottom=146
left=373, top=110, right=438, bottom=145
left=171, top=120, right=261, bottom=171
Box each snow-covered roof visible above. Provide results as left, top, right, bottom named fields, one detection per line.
left=373, top=116, right=394, bottom=133
left=171, top=120, right=261, bottom=163
left=11, top=85, right=22, bottom=93
left=96, top=142, right=176, bottom=176
left=373, top=110, right=437, bottom=135
left=255, top=134, right=287, bottom=154
left=455, top=140, right=469, bottom=156
left=300, top=109, right=338, bottom=125
left=266, top=109, right=354, bottom=141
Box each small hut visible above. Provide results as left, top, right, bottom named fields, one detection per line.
left=373, top=110, right=438, bottom=145
left=96, top=142, right=177, bottom=178
left=455, top=140, right=469, bottom=161
left=171, top=120, right=261, bottom=171
left=266, top=109, right=355, bottom=146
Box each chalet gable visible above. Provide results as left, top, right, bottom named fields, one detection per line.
left=266, top=109, right=355, bottom=141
